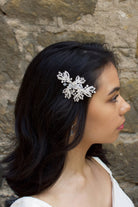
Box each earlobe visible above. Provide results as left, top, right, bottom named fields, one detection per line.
left=70, top=125, right=75, bottom=136
left=70, top=123, right=77, bottom=136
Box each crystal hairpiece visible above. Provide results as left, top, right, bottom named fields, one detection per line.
left=57, top=71, right=96, bottom=102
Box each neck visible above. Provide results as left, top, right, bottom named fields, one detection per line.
left=62, top=141, right=90, bottom=177
left=36, top=141, right=94, bottom=201
left=40, top=141, right=94, bottom=196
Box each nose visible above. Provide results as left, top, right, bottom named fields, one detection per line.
left=119, top=97, right=131, bottom=116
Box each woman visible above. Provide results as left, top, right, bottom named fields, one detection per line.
left=3, top=41, right=134, bottom=206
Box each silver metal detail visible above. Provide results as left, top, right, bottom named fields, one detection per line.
left=57, top=71, right=96, bottom=102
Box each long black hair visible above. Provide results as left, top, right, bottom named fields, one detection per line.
left=2, top=41, right=118, bottom=196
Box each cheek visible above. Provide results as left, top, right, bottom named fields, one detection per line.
left=84, top=104, right=117, bottom=140
left=86, top=104, right=109, bottom=127
left=86, top=109, right=106, bottom=132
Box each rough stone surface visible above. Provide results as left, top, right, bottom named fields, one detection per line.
left=0, top=17, right=21, bottom=82
left=0, top=0, right=138, bottom=206
left=37, top=31, right=105, bottom=48
left=120, top=79, right=138, bottom=133
left=136, top=33, right=138, bottom=58
left=1, top=0, right=97, bottom=23
left=103, top=133, right=138, bottom=205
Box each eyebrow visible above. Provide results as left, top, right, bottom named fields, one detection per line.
left=108, top=87, right=120, bottom=95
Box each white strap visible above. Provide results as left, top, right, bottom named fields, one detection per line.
left=93, top=157, right=112, bottom=175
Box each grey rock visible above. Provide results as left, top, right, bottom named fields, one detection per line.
left=37, top=31, right=105, bottom=47
left=0, top=16, right=21, bottom=82
left=120, top=79, right=138, bottom=133
left=2, top=0, right=97, bottom=23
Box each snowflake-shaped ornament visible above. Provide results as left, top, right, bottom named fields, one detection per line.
left=57, top=71, right=96, bottom=102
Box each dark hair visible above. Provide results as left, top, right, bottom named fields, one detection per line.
left=2, top=41, right=117, bottom=196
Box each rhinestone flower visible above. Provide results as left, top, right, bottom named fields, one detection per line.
left=57, top=71, right=96, bottom=102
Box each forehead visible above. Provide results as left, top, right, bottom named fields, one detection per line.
left=96, top=63, right=120, bottom=94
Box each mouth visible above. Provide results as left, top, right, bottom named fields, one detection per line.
left=117, top=120, right=125, bottom=130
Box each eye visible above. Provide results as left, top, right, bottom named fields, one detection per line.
left=111, top=94, right=119, bottom=102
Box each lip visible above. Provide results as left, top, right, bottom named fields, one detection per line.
left=117, top=120, right=125, bottom=130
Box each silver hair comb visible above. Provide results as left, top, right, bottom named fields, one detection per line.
left=57, top=71, right=96, bottom=102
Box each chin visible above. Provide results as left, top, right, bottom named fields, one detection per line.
left=102, top=134, right=119, bottom=144
left=109, top=135, right=119, bottom=143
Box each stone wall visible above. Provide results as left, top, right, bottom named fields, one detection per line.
left=0, top=0, right=138, bottom=206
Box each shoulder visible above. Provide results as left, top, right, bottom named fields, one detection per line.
left=10, top=197, right=52, bottom=207
left=10, top=197, right=37, bottom=207
left=92, top=157, right=134, bottom=206
left=92, top=156, right=112, bottom=175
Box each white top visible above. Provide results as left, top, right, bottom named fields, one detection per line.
left=11, top=157, right=135, bottom=207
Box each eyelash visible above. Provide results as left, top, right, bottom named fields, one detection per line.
left=111, top=94, right=119, bottom=102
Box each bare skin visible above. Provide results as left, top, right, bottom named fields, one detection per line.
left=33, top=63, right=130, bottom=207
left=34, top=150, right=112, bottom=207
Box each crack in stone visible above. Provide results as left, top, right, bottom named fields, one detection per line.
left=0, top=8, right=6, bottom=15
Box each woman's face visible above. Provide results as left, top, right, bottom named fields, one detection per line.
left=83, top=63, right=131, bottom=144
